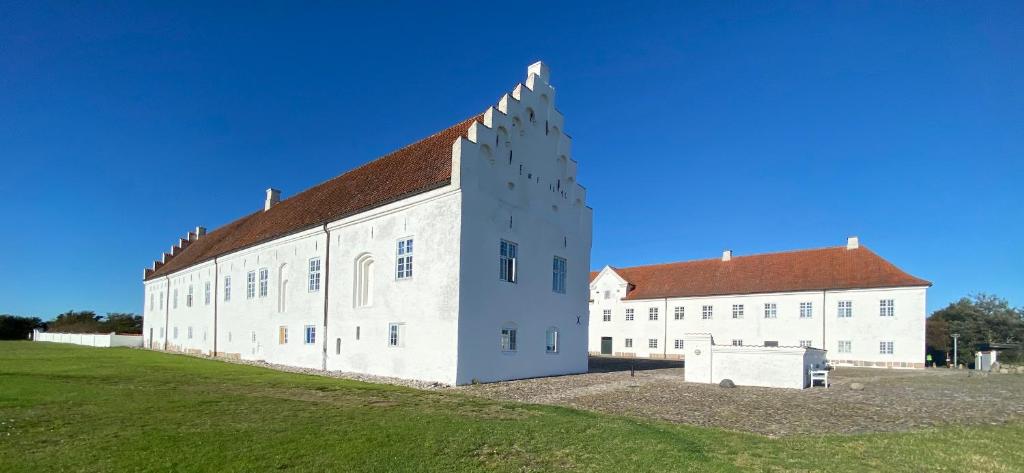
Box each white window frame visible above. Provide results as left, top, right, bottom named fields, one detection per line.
left=500, top=325, right=517, bottom=352
left=308, top=257, right=321, bottom=292
left=224, top=276, right=232, bottom=302
left=880, top=299, right=895, bottom=317
left=625, top=308, right=634, bottom=321
left=545, top=327, right=559, bottom=354
left=625, top=338, right=633, bottom=348
left=674, top=306, right=684, bottom=320
left=838, top=340, right=852, bottom=353
left=304, top=325, right=316, bottom=345
left=552, top=256, right=567, bottom=294
left=602, top=309, right=611, bottom=322
left=702, top=305, right=713, bottom=320
left=764, top=303, right=777, bottom=319
left=674, top=339, right=684, bottom=349
left=648, top=307, right=659, bottom=321
left=732, top=304, right=744, bottom=319
left=388, top=323, right=404, bottom=348
left=396, top=238, right=413, bottom=280
left=499, top=240, right=518, bottom=283
left=258, top=268, right=269, bottom=298
left=838, top=300, right=853, bottom=318
left=648, top=338, right=658, bottom=349
left=799, top=302, right=813, bottom=319
left=204, top=281, right=211, bottom=305
left=880, top=341, right=894, bottom=354
left=246, top=271, right=256, bottom=299
left=731, top=339, right=743, bottom=346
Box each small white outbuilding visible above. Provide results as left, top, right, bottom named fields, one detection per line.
left=683, top=333, right=827, bottom=389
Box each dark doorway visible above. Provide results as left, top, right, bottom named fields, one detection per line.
left=600, top=337, right=613, bottom=355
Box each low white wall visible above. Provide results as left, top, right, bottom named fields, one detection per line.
left=33, top=330, right=143, bottom=348
left=683, top=333, right=827, bottom=389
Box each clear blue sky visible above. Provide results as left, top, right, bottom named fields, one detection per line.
left=1, top=2, right=1020, bottom=319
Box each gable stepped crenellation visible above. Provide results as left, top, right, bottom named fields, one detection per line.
left=143, top=226, right=206, bottom=280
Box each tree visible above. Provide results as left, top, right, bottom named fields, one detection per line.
left=47, top=310, right=102, bottom=333
left=928, top=294, right=1024, bottom=365
left=99, top=313, right=143, bottom=334
left=0, top=315, right=44, bottom=340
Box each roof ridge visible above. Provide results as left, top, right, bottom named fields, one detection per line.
left=613, top=245, right=853, bottom=272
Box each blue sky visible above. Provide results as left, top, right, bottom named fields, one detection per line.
left=1, top=1, right=1020, bottom=318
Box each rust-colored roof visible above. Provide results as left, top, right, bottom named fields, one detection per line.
left=590, top=246, right=930, bottom=299
left=146, top=114, right=482, bottom=280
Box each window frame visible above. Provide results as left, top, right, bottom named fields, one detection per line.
left=764, top=303, right=777, bottom=319
left=246, top=271, right=256, bottom=299
left=278, top=326, right=288, bottom=345
left=625, top=308, right=635, bottom=321
left=732, top=304, right=744, bottom=319
left=258, top=268, right=269, bottom=298
left=308, top=257, right=322, bottom=292
left=224, top=276, right=232, bottom=302
left=395, top=238, right=414, bottom=280
left=545, top=327, right=559, bottom=354
left=500, top=325, right=518, bottom=352
left=204, top=281, right=211, bottom=305
left=702, top=305, right=713, bottom=320
left=388, top=323, right=404, bottom=348
left=602, top=309, right=611, bottom=322
left=186, top=285, right=193, bottom=308
left=674, top=339, right=684, bottom=349
left=838, top=300, right=853, bottom=318
left=799, top=302, right=814, bottom=319
left=648, top=338, right=658, bottom=349
left=648, top=307, right=659, bottom=321
left=551, top=256, right=567, bottom=294
left=625, top=338, right=633, bottom=348
left=880, top=340, right=894, bottom=354
left=674, top=306, right=684, bottom=320
left=304, top=325, right=316, bottom=345
left=499, top=240, right=518, bottom=283
left=838, top=340, right=852, bottom=353
left=880, top=299, right=895, bottom=317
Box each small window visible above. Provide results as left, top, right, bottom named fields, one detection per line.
left=251, top=331, right=256, bottom=343
left=625, top=308, right=635, bottom=321
left=799, top=302, right=813, bottom=319
left=648, top=307, right=659, bottom=321
left=159, top=292, right=164, bottom=310
left=173, top=289, right=178, bottom=309
left=602, top=309, right=611, bottom=322
left=603, top=290, right=610, bottom=300
left=731, top=339, right=743, bottom=346
left=552, top=256, right=567, bottom=293
left=674, top=306, right=684, bottom=320
left=648, top=338, right=658, bottom=349
left=499, top=240, right=518, bottom=283
left=545, top=327, right=559, bottom=353
left=732, top=304, right=744, bottom=319
left=304, top=325, right=316, bottom=345
left=187, top=326, right=194, bottom=339
left=396, top=239, right=413, bottom=280
left=764, top=340, right=779, bottom=347
left=356, top=326, right=361, bottom=340
left=259, top=268, right=269, bottom=298
left=702, top=305, right=713, bottom=320
left=388, top=323, right=402, bottom=347
left=224, top=276, right=232, bottom=302
left=880, top=341, right=894, bottom=354
left=335, top=338, right=341, bottom=354
left=204, top=282, right=211, bottom=305
left=159, top=327, right=165, bottom=338
left=625, top=338, right=633, bottom=348
left=173, top=326, right=179, bottom=339
left=500, top=325, right=517, bottom=352
left=799, top=340, right=813, bottom=348
left=186, top=285, right=193, bottom=308
left=308, top=258, right=322, bottom=291
left=880, top=299, right=895, bottom=317
left=838, top=340, right=852, bottom=353
left=246, top=271, right=256, bottom=299
left=278, top=326, right=288, bottom=344
left=674, top=339, right=684, bottom=349
left=149, top=294, right=154, bottom=311
left=764, top=303, right=777, bottom=319
left=838, top=300, right=853, bottom=318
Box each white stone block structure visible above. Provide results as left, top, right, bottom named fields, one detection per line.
left=589, top=238, right=931, bottom=368
left=142, top=62, right=593, bottom=385
left=683, top=333, right=827, bottom=389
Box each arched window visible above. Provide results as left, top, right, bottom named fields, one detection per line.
left=546, top=327, right=559, bottom=353
left=526, top=107, right=536, bottom=123
left=479, top=144, right=493, bottom=164
left=500, top=322, right=518, bottom=352
left=277, top=263, right=289, bottom=313
left=496, top=126, right=509, bottom=146
left=353, top=253, right=375, bottom=308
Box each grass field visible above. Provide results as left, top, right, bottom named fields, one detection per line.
left=1, top=342, right=1021, bottom=472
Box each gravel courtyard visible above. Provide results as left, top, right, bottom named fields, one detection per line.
left=455, top=357, right=1024, bottom=437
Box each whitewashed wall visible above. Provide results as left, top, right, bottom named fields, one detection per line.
left=33, top=330, right=143, bottom=348
left=589, top=269, right=928, bottom=368
left=683, top=333, right=827, bottom=389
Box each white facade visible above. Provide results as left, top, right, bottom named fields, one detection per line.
left=33, top=330, right=143, bottom=348
left=142, top=62, right=592, bottom=385
left=589, top=251, right=929, bottom=369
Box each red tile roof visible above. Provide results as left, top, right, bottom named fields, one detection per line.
left=590, top=246, right=930, bottom=300
left=145, top=114, right=482, bottom=280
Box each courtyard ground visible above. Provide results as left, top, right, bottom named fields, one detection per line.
left=3, top=342, right=1023, bottom=472
left=457, top=356, right=1024, bottom=436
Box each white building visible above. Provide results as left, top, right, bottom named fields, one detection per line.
left=589, top=238, right=931, bottom=368
left=142, top=62, right=593, bottom=385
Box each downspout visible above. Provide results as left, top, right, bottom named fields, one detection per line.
left=163, top=275, right=170, bottom=351
left=822, top=290, right=827, bottom=351
left=213, top=257, right=219, bottom=357
left=663, top=297, right=669, bottom=358
left=321, top=224, right=332, bottom=371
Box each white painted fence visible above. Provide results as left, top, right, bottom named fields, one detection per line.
left=683, top=333, right=828, bottom=389
left=32, top=330, right=143, bottom=348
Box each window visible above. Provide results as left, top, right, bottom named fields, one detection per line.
left=173, top=327, right=178, bottom=339
left=702, top=305, right=713, bottom=320
left=278, top=326, right=288, bottom=344
left=625, top=338, right=633, bottom=348
left=396, top=239, right=413, bottom=279
left=552, top=256, right=567, bottom=293
left=764, top=303, right=777, bottom=319
left=308, top=258, right=321, bottom=291
left=159, top=327, right=164, bottom=338
left=764, top=340, right=779, bottom=347
left=674, top=306, right=684, bottom=320
left=500, top=325, right=517, bottom=352
left=602, top=309, right=611, bottom=322
left=799, top=302, right=813, bottom=319
left=838, top=340, right=852, bottom=353
left=499, top=240, right=518, bottom=283
left=259, top=268, right=269, bottom=297
left=251, top=331, right=256, bottom=343
left=224, top=276, right=232, bottom=302
left=545, top=327, right=559, bottom=353
left=731, top=339, right=743, bottom=346
left=838, top=300, right=853, bottom=318
left=173, top=289, right=178, bottom=309
left=204, top=282, right=211, bottom=305
left=149, top=294, right=154, bottom=311
left=187, top=327, right=193, bottom=339
left=304, top=325, right=316, bottom=344
left=880, top=299, right=895, bottom=317
left=625, top=308, right=635, bottom=321
left=246, top=271, right=256, bottom=299
left=159, top=292, right=164, bottom=310
left=799, top=340, right=813, bottom=348
left=336, top=338, right=341, bottom=354
left=354, top=254, right=375, bottom=307
left=603, top=290, right=610, bottom=300
left=186, top=285, right=193, bottom=308
left=228, top=332, right=232, bottom=342
left=648, top=339, right=658, bottom=349
left=648, top=307, right=659, bottom=321
left=674, top=339, right=684, bottom=349
left=880, top=341, right=894, bottom=354
left=732, top=304, right=744, bottom=319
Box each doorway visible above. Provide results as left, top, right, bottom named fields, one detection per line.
left=601, top=337, right=613, bottom=355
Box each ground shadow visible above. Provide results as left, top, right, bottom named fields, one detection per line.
left=588, top=356, right=684, bottom=373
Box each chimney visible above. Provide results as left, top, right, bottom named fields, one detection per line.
left=846, top=236, right=860, bottom=250
left=195, top=226, right=206, bottom=238
left=722, top=250, right=732, bottom=261
left=264, top=188, right=281, bottom=211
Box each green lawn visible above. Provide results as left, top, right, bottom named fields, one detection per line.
left=0, top=342, right=1020, bottom=472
